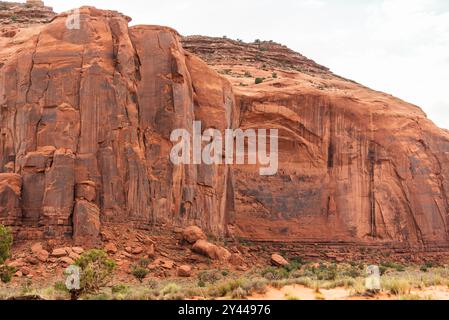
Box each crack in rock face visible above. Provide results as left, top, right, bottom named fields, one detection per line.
left=0, top=6, right=449, bottom=251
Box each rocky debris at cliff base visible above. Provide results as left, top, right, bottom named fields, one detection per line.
left=177, top=265, right=192, bottom=277
left=182, top=226, right=207, bottom=244
left=51, top=248, right=67, bottom=258
left=271, top=254, right=289, bottom=267
left=104, top=242, right=118, bottom=254
left=192, top=240, right=232, bottom=261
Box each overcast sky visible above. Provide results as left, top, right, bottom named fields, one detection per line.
left=23, top=0, right=449, bottom=129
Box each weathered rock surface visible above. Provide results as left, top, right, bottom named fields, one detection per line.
left=192, top=240, right=231, bottom=261
left=182, top=226, right=207, bottom=244
left=177, top=264, right=192, bottom=277
left=0, top=1, right=55, bottom=28
left=183, top=36, right=449, bottom=248
left=0, top=7, right=449, bottom=252
left=0, top=6, right=236, bottom=243
left=271, top=254, right=289, bottom=267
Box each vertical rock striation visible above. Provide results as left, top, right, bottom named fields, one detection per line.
left=0, top=8, right=448, bottom=250
left=0, top=7, right=236, bottom=243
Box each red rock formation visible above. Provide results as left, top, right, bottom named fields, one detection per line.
left=182, top=36, right=449, bottom=248
left=0, top=7, right=235, bottom=244
left=0, top=7, right=448, bottom=251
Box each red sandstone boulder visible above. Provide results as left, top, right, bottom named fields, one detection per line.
left=36, top=250, right=49, bottom=263
left=182, top=226, right=207, bottom=244
left=271, top=254, right=289, bottom=267
left=192, top=240, right=231, bottom=261
left=177, top=265, right=192, bottom=277
left=105, top=243, right=118, bottom=254
left=71, top=247, right=84, bottom=255
left=59, top=256, right=75, bottom=266
left=51, top=248, right=67, bottom=257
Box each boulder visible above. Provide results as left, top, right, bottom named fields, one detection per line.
left=182, top=226, right=207, bottom=244
left=177, top=265, right=192, bottom=277
left=68, top=252, right=80, bottom=261
left=51, top=248, right=67, bottom=257
left=192, top=240, right=231, bottom=261
left=147, top=244, right=155, bottom=257
left=132, top=246, right=143, bottom=255
left=30, top=242, right=43, bottom=255
left=271, top=254, right=289, bottom=267
left=59, top=257, right=75, bottom=266
left=104, top=242, right=118, bottom=254
left=71, top=247, right=84, bottom=255
left=36, top=250, right=49, bottom=263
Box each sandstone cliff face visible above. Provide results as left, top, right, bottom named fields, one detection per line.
left=0, top=7, right=449, bottom=249
left=183, top=36, right=449, bottom=247
left=0, top=7, right=236, bottom=244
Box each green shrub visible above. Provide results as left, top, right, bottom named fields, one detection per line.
left=261, top=266, right=289, bottom=280
left=283, top=261, right=302, bottom=273
left=198, top=280, right=206, bottom=287
left=0, top=224, right=13, bottom=264
left=132, top=266, right=149, bottom=283
left=380, top=261, right=405, bottom=272
left=382, top=278, right=411, bottom=295
left=304, top=263, right=338, bottom=281
left=75, top=249, right=116, bottom=294
left=112, top=284, right=129, bottom=294
left=0, top=265, right=15, bottom=283
left=255, top=77, right=265, bottom=84
left=54, top=281, right=69, bottom=292
left=231, top=287, right=247, bottom=299
left=198, top=270, right=222, bottom=284
left=244, top=71, right=253, bottom=78
left=272, top=72, right=278, bottom=79
left=161, top=283, right=181, bottom=296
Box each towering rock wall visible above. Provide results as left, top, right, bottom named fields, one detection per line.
left=0, top=7, right=236, bottom=243
left=0, top=7, right=448, bottom=249
left=183, top=36, right=449, bottom=248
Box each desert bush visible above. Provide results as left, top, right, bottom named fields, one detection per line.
left=75, top=249, right=116, bottom=294
left=112, top=284, right=129, bottom=295
left=283, top=260, right=302, bottom=273
left=315, top=292, right=326, bottom=300
left=244, top=71, right=253, bottom=78
left=231, top=287, right=248, bottom=299
left=241, top=278, right=268, bottom=294
left=261, top=266, right=289, bottom=280
left=161, top=283, right=181, bottom=296
left=380, top=261, right=405, bottom=272
left=340, top=264, right=363, bottom=278
left=382, top=277, right=411, bottom=295
left=54, top=281, right=69, bottom=292
left=255, top=77, right=265, bottom=84
left=132, top=265, right=149, bottom=283
left=0, top=265, right=15, bottom=283
left=304, top=263, right=338, bottom=281
left=147, top=278, right=159, bottom=289
left=197, top=270, right=223, bottom=284
left=208, top=278, right=245, bottom=298
left=272, top=72, right=278, bottom=79
left=0, top=225, right=13, bottom=284
left=0, top=224, right=13, bottom=264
